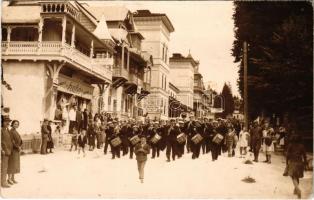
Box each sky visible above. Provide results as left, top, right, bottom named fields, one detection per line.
left=87, top=1, right=240, bottom=96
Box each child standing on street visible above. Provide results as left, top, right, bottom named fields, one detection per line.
left=239, top=127, right=250, bottom=158
left=78, top=130, right=87, bottom=157
left=134, top=136, right=150, bottom=183
left=70, top=127, right=78, bottom=151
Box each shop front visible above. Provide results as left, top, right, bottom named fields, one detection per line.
left=54, top=74, right=94, bottom=134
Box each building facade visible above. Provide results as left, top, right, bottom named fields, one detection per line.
left=82, top=5, right=153, bottom=120
left=169, top=53, right=196, bottom=115
left=133, top=10, right=174, bottom=120
left=1, top=1, right=115, bottom=134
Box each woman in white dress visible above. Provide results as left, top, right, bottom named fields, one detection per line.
left=239, top=127, right=250, bottom=158
left=262, top=122, right=275, bottom=164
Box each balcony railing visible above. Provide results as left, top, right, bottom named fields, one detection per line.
left=2, top=41, right=113, bottom=81
left=112, top=67, right=129, bottom=80
left=40, top=1, right=80, bottom=20
left=128, top=73, right=138, bottom=85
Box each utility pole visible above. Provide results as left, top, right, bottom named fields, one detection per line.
left=243, top=41, right=249, bottom=129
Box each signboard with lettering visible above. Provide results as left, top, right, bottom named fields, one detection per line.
left=144, top=96, right=160, bottom=112
left=58, top=75, right=94, bottom=99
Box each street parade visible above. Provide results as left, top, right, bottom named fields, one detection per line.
left=1, top=0, right=313, bottom=199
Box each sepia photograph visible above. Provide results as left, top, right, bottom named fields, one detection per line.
left=1, top=0, right=313, bottom=199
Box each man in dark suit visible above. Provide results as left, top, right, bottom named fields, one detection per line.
left=166, top=119, right=179, bottom=162
left=251, top=121, right=263, bottom=162
left=76, top=107, right=83, bottom=132
left=134, top=136, right=150, bottom=183
left=1, top=115, right=13, bottom=188
left=40, top=119, right=50, bottom=155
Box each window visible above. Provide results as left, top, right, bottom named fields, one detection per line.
left=164, top=76, right=167, bottom=90
left=162, top=44, right=165, bottom=60
left=161, top=73, right=164, bottom=89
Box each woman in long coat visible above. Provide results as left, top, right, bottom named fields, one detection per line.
left=8, top=120, right=23, bottom=184
left=286, top=134, right=307, bottom=199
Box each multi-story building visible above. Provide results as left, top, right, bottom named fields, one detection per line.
left=193, top=63, right=212, bottom=118
left=169, top=53, right=195, bottom=116
left=168, top=82, right=180, bottom=118
left=1, top=1, right=114, bottom=134
left=82, top=5, right=152, bottom=120
left=133, top=10, right=174, bottom=120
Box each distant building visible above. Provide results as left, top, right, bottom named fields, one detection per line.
left=133, top=10, right=175, bottom=120
left=169, top=53, right=195, bottom=115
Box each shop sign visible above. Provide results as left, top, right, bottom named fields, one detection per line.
left=58, top=75, right=94, bottom=99
left=145, top=96, right=161, bottom=112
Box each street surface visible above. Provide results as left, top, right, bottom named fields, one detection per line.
left=1, top=147, right=313, bottom=198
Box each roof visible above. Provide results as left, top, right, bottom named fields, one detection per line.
left=133, top=10, right=175, bottom=33
left=170, top=53, right=198, bottom=67
left=83, top=5, right=130, bottom=22
left=93, top=15, right=113, bottom=41
left=2, top=5, right=41, bottom=23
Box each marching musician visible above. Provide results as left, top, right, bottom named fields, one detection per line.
left=120, top=121, right=129, bottom=156
left=176, top=120, right=186, bottom=158
left=128, top=124, right=141, bottom=159
left=109, top=121, right=121, bottom=159
left=103, top=121, right=113, bottom=155
left=148, top=122, right=161, bottom=159
left=166, top=119, right=180, bottom=162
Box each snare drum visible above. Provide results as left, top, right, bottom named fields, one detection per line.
left=111, top=137, right=122, bottom=147
left=177, top=133, right=186, bottom=144
left=191, top=133, right=203, bottom=144
left=129, top=135, right=140, bottom=145
left=150, top=133, right=161, bottom=144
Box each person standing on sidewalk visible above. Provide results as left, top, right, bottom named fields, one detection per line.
left=250, top=121, right=263, bottom=162
left=1, top=115, right=13, bottom=188
left=239, top=127, right=250, bottom=158
left=40, top=119, right=49, bottom=155
left=134, top=136, right=150, bottom=183
left=8, top=120, right=23, bottom=185
left=286, top=134, right=307, bottom=199
left=262, top=122, right=275, bottom=164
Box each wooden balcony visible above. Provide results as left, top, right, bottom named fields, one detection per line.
left=112, top=67, right=129, bottom=80
left=2, top=41, right=113, bottom=82
left=127, top=73, right=138, bottom=85
left=40, top=1, right=80, bottom=20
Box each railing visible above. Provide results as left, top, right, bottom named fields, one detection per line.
left=112, top=67, right=129, bottom=79
left=2, top=41, right=113, bottom=81
left=40, top=2, right=80, bottom=20
left=128, top=73, right=138, bottom=85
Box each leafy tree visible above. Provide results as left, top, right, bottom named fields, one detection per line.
left=232, top=2, right=313, bottom=134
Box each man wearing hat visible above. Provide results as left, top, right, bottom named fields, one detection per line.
left=1, top=115, right=13, bottom=188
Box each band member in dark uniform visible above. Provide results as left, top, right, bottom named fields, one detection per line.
left=176, top=120, right=186, bottom=158
left=148, top=122, right=161, bottom=159
left=120, top=121, right=129, bottom=156
left=166, top=119, right=180, bottom=162
left=104, top=121, right=113, bottom=155
left=203, top=118, right=213, bottom=154
left=109, top=121, right=121, bottom=159
left=128, top=124, right=141, bottom=159
left=184, top=116, right=195, bottom=154
left=210, top=121, right=220, bottom=161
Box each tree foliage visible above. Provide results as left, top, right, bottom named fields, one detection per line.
left=232, top=1, right=313, bottom=132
